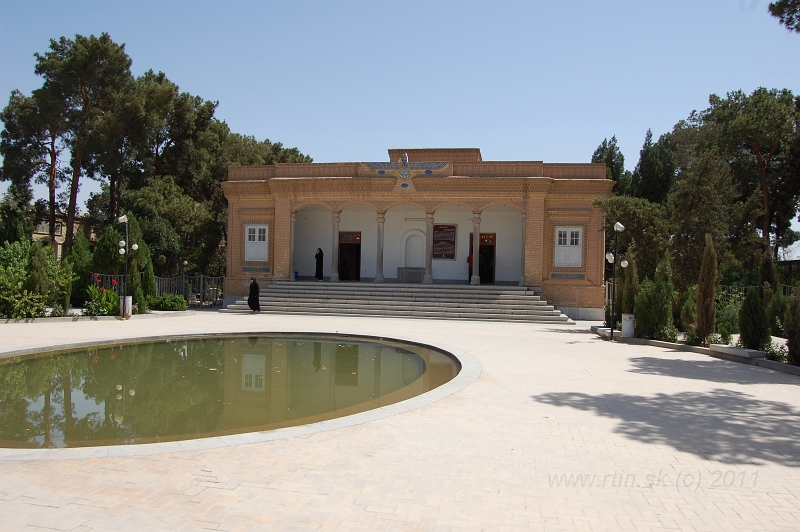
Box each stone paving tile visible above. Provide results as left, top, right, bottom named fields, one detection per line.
left=2, top=314, right=800, bottom=531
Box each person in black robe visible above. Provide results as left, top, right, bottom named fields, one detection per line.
left=315, top=248, right=324, bottom=281
left=248, top=277, right=260, bottom=313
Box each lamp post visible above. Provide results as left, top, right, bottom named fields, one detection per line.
left=117, top=215, right=138, bottom=319
left=607, top=221, right=626, bottom=340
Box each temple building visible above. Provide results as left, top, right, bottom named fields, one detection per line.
left=222, top=148, right=613, bottom=319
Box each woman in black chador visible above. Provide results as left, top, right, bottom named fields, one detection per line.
left=248, top=277, right=260, bottom=313
left=314, top=248, right=324, bottom=281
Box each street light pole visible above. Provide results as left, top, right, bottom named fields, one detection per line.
left=117, top=215, right=138, bottom=319
left=608, top=221, right=625, bottom=341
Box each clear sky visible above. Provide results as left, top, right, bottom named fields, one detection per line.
left=1, top=1, right=799, bottom=251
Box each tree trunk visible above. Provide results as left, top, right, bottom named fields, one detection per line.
left=48, top=134, right=58, bottom=249
left=109, top=172, right=117, bottom=224
left=64, top=150, right=81, bottom=255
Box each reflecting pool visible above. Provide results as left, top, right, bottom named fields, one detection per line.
left=0, top=334, right=459, bottom=448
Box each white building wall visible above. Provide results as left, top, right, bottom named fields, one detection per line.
left=294, top=208, right=332, bottom=278
left=480, top=208, right=523, bottom=283
left=384, top=206, right=427, bottom=281
left=292, top=204, right=522, bottom=283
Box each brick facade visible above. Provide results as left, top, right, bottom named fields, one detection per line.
left=222, top=148, right=613, bottom=313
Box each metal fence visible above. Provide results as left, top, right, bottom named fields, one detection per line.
left=91, top=273, right=224, bottom=307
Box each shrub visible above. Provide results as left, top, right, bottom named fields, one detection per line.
left=6, top=290, right=45, bottom=319
left=718, top=322, right=733, bottom=345
left=764, top=341, right=788, bottom=363
left=634, top=253, right=673, bottom=338
left=716, top=297, right=741, bottom=334
left=655, top=324, right=679, bottom=343
left=147, top=294, right=187, bottom=311
left=785, top=292, right=800, bottom=366
left=685, top=326, right=703, bottom=346
left=83, top=285, right=120, bottom=316
left=681, top=285, right=698, bottom=330
left=706, top=333, right=724, bottom=345
left=738, top=288, right=770, bottom=350
left=766, top=289, right=788, bottom=338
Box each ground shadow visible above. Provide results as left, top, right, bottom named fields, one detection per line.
left=534, top=389, right=800, bottom=467
left=542, top=328, right=598, bottom=335
left=629, top=356, right=800, bottom=386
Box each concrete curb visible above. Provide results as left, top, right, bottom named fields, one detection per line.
left=1, top=310, right=197, bottom=325
left=591, top=326, right=800, bottom=377
left=0, top=331, right=481, bottom=461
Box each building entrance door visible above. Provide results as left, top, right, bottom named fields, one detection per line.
left=470, top=233, right=496, bottom=284
left=339, top=232, right=361, bottom=281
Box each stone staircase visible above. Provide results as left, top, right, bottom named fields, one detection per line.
left=224, top=281, right=573, bottom=323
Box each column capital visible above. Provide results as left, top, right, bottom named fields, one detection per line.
left=376, top=212, right=386, bottom=223
left=332, top=212, right=341, bottom=222
left=472, top=213, right=482, bottom=224
left=425, top=213, right=435, bottom=223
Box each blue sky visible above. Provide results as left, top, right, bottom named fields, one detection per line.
left=2, top=0, right=799, bottom=252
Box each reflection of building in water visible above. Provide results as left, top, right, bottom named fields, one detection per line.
left=241, top=354, right=265, bottom=391
left=215, top=338, right=456, bottom=433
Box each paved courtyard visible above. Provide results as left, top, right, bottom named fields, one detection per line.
left=1, top=312, right=799, bottom=531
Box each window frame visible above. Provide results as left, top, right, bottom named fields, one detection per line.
left=244, top=224, right=269, bottom=262
left=554, top=226, right=582, bottom=268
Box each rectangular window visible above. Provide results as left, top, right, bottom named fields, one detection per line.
left=555, top=226, right=582, bottom=268
left=245, top=224, right=269, bottom=262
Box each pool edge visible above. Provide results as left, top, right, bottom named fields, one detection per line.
left=0, top=333, right=481, bottom=461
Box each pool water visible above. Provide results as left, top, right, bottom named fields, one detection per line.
left=0, top=334, right=459, bottom=448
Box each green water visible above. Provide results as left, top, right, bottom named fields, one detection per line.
left=0, top=334, right=458, bottom=448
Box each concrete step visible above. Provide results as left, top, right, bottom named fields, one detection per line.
left=259, top=293, right=545, bottom=304
left=222, top=305, right=572, bottom=322
left=223, top=280, right=572, bottom=324
left=228, top=301, right=560, bottom=315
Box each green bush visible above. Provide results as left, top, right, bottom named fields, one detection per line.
left=738, top=288, right=770, bottom=350
left=655, top=324, right=679, bottom=343
left=685, top=326, right=703, bottom=346
left=706, top=333, right=724, bottom=345
left=766, top=289, right=788, bottom=337
left=716, top=297, right=741, bottom=334
left=6, top=290, right=46, bottom=319
left=764, top=341, right=788, bottom=363
left=83, top=285, right=120, bottom=316
left=146, top=294, right=187, bottom=311
left=785, top=292, right=800, bottom=366
left=718, top=322, right=733, bottom=345
left=0, top=240, right=71, bottom=318
left=681, top=285, right=698, bottom=329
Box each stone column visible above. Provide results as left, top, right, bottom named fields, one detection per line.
left=289, top=212, right=296, bottom=281
left=330, top=212, right=340, bottom=282
left=423, top=212, right=434, bottom=284
left=375, top=212, right=385, bottom=283
left=519, top=214, right=526, bottom=286
left=471, top=213, right=481, bottom=285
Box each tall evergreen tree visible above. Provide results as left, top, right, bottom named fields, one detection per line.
left=696, top=234, right=719, bottom=343
left=34, top=33, right=133, bottom=255
left=631, top=130, right=676, bottom=204
left=592, top=135, right=632, bottom=195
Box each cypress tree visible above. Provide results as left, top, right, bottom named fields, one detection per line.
left=696, top=234, right=718, bottom=343
left=739, top=288, right=770, bottom=350
left=621, top=251, right=639, bottom=315
left=785, top=290, right=800, bottom=366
